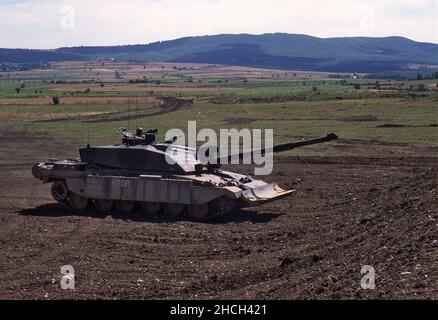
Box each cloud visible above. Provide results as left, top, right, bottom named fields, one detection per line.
left=0, top=0, right=437, bottom=48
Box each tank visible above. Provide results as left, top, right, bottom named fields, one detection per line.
left=32, top=128, right=338, bottom=221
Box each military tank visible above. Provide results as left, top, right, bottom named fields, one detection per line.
left=32, top=128, right=338, bottom=221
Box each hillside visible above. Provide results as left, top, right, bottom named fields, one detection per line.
left=2, top=33, right=438, bottom=73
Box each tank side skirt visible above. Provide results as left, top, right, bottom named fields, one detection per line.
left=66, top=175, right=291, bottom=206
left=72, top=175, right=195, bottom=204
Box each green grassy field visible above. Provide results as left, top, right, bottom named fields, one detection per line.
left=0, top=63, right=437, bottom=157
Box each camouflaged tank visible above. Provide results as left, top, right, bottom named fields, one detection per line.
left=32, top=128, right=338, bottom=221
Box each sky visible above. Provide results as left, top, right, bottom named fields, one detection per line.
left=0, top=0, right=437, bottom=49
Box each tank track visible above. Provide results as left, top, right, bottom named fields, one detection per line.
left=51, top=181, right=237, bottom=222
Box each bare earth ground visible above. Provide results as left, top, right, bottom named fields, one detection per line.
left=0, top=131, right=436, bottom=300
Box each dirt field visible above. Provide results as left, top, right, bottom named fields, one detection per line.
left=0, top=129, right=436, bottom=300
left=2, top=61, right=333, bottom=82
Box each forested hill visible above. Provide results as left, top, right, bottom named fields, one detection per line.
left=2, top=33, right=437, bottom=73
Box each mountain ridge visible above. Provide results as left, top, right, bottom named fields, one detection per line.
left=1, top=33, right=437, bottom=73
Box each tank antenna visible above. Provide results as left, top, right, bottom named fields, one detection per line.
left=127, top=96, right=130, bottom=132
left=135, top=96, right=138, bottom=129
left=87, top=96, right=90, bottom=147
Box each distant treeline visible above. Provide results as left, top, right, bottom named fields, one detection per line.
left=0, top=62, right=50, bottom=72
left=364, top=72, right=438, bottom=81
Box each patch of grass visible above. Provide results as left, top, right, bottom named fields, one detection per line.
left=6, top=96, right=434, bottom=155
left=0, top=74, right=436, bottom=157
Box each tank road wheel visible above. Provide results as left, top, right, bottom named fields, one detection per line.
left=51, top=181, right=69, bottom=202
left=67, top=193, right=89, bottom=211
left=212, top=197, right=236, bottom=215
left=140, top=202, right=162, bottom=215
left=115, top=200, right=136, bottom=214
left=94, top=199, right=114, bottom=213
left=188, top=204, right=210, bottom=221
left=163, top=203, right=185, bottom=219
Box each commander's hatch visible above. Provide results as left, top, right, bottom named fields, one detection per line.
left=119, top=127, right=158, bottom=146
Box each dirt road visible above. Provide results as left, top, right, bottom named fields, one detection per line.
left=0, top=132, right=436, bottom=299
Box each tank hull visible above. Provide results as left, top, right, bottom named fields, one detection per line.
left=32, top=160, right=294, bottom=220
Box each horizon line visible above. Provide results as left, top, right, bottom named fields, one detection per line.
left=2, top=32, right=438, bottom=51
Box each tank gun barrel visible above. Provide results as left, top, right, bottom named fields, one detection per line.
left=272, top=133, right=338, bottom=153
left=215, top=133, right=338, bottom=164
